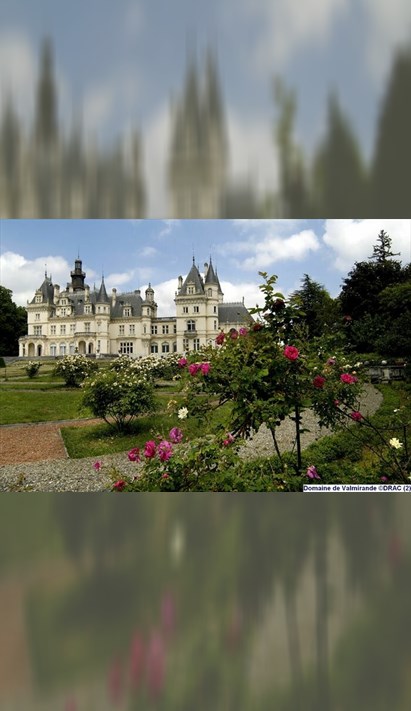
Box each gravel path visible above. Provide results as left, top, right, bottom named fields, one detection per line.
left=0, top=384, right=382, bottom=492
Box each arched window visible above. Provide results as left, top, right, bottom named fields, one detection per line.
left=162, top=343, right=170, bottom=353
left=151, top=343, right=158, bottom=354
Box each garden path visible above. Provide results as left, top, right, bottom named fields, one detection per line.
left=0, top=418, right=102, bottom=466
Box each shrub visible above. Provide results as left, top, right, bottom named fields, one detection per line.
left=54, top=355, right=98, bottom=387
left=82, top=368, right=156, bottom=431
left=0, top=357, right=6, bottom=368
left=25, top=361, right=41, bottom=378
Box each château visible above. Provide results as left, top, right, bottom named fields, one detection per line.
left=19, top=257, right=251, bottom=358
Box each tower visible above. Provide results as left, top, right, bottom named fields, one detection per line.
left=70, top=257, right=86, bottom=291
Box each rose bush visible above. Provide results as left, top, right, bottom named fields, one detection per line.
left=54, top=354, right=98, bottom=387
left=82, top=368, right=156, bottom=431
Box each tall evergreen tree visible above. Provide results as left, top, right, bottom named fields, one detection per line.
left=372, top=44, right=411, bottom=216
left=369, top=229, right=400, bottom=262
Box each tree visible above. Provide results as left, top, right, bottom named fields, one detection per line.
left=290, top=274, right=341, bottom=339
left=369, top=229, right=400, bottom=262
left=372, top=44, right=411, bottom=216
left=0, top=286, right=27, bottom=355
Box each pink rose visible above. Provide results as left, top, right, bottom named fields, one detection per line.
left=223, top=433, right=235, bottom=447
left=284, top=345, right=299, bottom=361
left=169, top=427, right=183, bottom=444
left=239, top=327, right=248, bottom=336
left=253, top=323, right=263, bottom=332
left=178, top=357, right=187, bottom=367
left=350, top=411, right=363, bottom=421
left=306, top=465, right=320, bottom=479
left=215, top=332, right=225, bottom=345
left=326, top=357, right=336, bottom=365
left=188, top=363, right=200, bottom=375
left=340, top=373, right=354, bottom=384
left=128, top=447, right=141, bottom=462
left=158, top=440, right=173, bottom=462
left=144, top=440, right=157, bottom=458
left=230, top=329, right=238, bottom=339
left=161, top=473, right=170, bottom=479
left=113, top=480, right=126, bottom=492
left=93, top=461, right=102, bottom=471
left=313, top=375, right=326, bottom=389
left=201, top=362, right=211, bottom=375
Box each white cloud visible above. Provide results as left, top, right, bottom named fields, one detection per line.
left=0, top=251, right=71, bottom=305
left=158, top=220, right=181, bottom=238
left=322, top=219, right=411, bottom=271
left=140, top=246, right=159, bottom=258
left=217, top=223, right=320, bottom=270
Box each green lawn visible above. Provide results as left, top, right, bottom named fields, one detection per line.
left=0, top=390, right=91, bottom=424
left=61, top=403, right=232, bottom=458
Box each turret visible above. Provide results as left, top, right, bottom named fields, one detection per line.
left=70, top=257, right=86, bottom=291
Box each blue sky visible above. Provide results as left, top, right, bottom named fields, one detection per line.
left=1, top=1, right=410, bottom=214
left=1, top=219, right=409, bottom=315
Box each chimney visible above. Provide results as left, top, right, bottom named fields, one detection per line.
left=178, top=276, right=183, bottom=291
left=54, top=284, right=60, bottom=303
left=85, top=285, right=90, bottom=302
left=112, top=288, right=117, bottom=306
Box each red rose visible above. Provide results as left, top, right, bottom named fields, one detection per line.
left=284, top=345, right=299, bottom=361
left=313, top=375, right=326, bottom=388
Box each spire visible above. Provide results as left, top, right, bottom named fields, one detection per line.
left=96, top=276, right=109, bottom=303
left=179, top=259, right=205, bottom=296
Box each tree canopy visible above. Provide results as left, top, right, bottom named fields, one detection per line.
left=0, top=286, right=27, bottom=356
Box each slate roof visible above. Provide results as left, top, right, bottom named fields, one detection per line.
left=204, top=259, right=223, bottom=294
left=96, top=278, right=110, bottom=303
left=31, top=276, right=54, bottom=304
left=218, top=302, right=252, bottom=324
left=179, top=260, right=205, bottom=295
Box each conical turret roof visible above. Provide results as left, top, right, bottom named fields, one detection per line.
left=179, top=259, right=205, bottom=295
left=96, top=277, right=109, bottom=303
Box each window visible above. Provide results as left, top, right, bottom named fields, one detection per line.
left=193, top=338, right=200, bottom=351
left=59, top=343, right=66, bottom=355
left=162, top=343, right=170, bottom=353
left=61, top=308, right=66, bottom=317
left=50, top=345, right=57, bottom=356
left=151, top=325, right=157, bottom=335
left=173, top=324, right=177, bottom=334
left=69, top=343, right=75, bottom=354
left=35, top=313, right=40, bottom=320
left=119, top=325, right=125, bottom=335
left=173, top=342, right=177, bottom=352
left=50, top=325, right=56, bottom=335
left=84, top=322, right=91, bottom=334
left=70, top=324, right=75, bottom=334
left=188, top=286, right=194, bottom=295
left=214, top=320, right=217, bottom=330
left=193, top=306, right=199, bottom=313
left=186, top=320, right=196, bottom=332
left=97, top=340, right=101, bottom=352
left=143, top=325, right=147, bottom=334
left=35, top=294, right=42, bottom=303
left=213, top=306, right=217, bottom=313
left=129, top=324, right=135, bottom=335
left=61, top=299, right=67, bottom=306
left=124, top=307, right=131, bottom=317
left=208, top=288, right=212, bottom=297
left=84, top=305, right=91, bottom=314
left=183, top=338, right=189, bottom=351
left=60, top=325, right=66, bottom=335
left=120, top=342, right=134, bottom=354
left=34, top=326, right=42, bottom=336
left=150, top=343, right=158, bottom=354
left=183, top=307, right=189, bottom=314
left=97, top=306, right=101, bottom=313
left=162, top=325, right=169, bottom=334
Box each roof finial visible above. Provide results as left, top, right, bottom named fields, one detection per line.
left=45, top=263, right=47, bottom=278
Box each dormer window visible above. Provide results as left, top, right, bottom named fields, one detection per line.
left=35, top=294, right=42, bottom=303
left=84, top=305, right=92, bottom=315
left=124, top=307, right=131, bottom=317
left=188, top=286, right=194, bottom=295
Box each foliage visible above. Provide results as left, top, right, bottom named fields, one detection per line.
left=0, top=285, right=27, bottom=355
left=82, top=367, right=156, bottom=431
left=290, top=274, right=342, bottom=338
left=169, top=273, right=365, bottom=475
left=25, top=360, right=41, bottom=378
left=53, top=354, right=98, bottom=387
left=369, top=229, right=400, bottom=262
left=112, top=353, right=181, bottom=382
